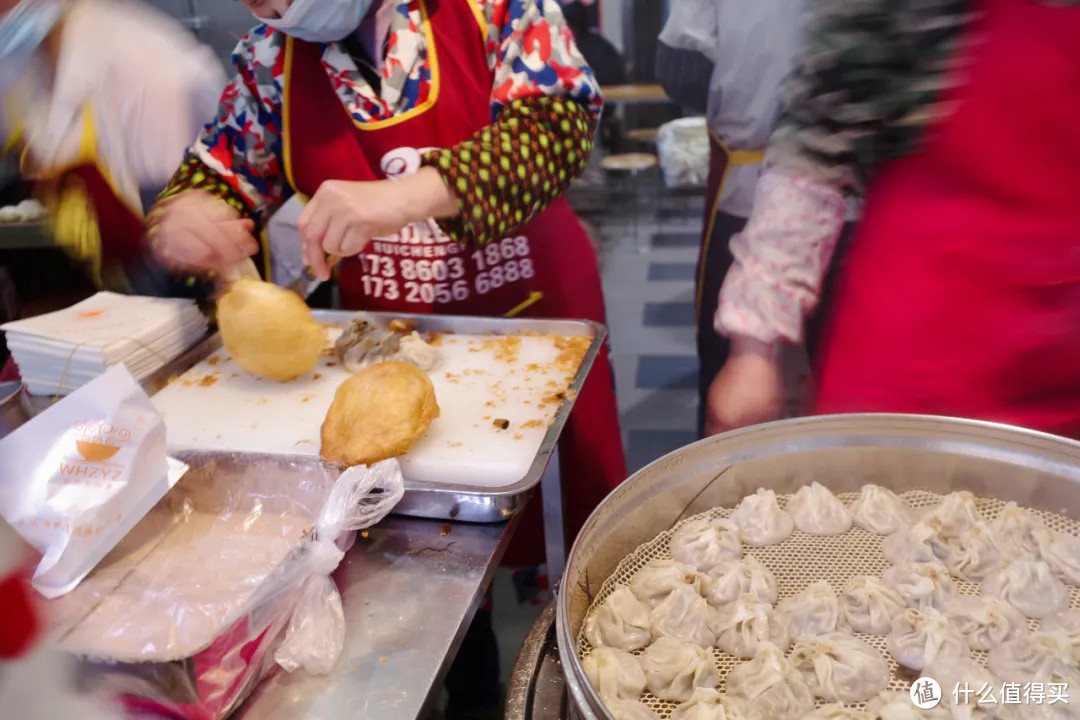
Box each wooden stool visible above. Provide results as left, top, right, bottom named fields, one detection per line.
left=626, top=127, right=661, bottom=145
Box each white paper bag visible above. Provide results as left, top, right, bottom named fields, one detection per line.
left=0, top=365, right=187, bottom=598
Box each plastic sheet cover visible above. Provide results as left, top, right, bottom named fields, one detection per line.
left=46, top=453, right=403, bottom=719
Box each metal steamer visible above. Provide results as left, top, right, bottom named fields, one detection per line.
left=506, top=415, right=1080, bottom=720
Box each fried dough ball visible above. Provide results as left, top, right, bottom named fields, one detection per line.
left=321, top=361, right=440, bottom=466
left=217, top=279, right=326, bottom=382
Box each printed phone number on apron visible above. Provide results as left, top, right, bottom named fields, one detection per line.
left=356, top=234, right=535, bottom=304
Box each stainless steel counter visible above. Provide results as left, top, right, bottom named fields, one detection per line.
left=236, top=512, right=520, bottom=720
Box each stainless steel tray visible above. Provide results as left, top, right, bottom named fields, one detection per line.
left=142, top=310, right=607, bottom=524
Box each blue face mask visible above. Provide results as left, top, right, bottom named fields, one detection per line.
left=0, top=0, right=64, bottom=91
left=260, top=0, right=373, bottom=43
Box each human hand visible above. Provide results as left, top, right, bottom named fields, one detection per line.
left=149, top=191, right=257, bottom=274
left=298, top=167, right=459, bottom=280
left=704, top=336, right=784, bottom=436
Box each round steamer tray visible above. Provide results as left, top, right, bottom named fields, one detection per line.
left=556, top=415, right=1080, bottom=720
left=576, top=489, right=1080, bottom=717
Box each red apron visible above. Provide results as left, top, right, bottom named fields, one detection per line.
left=17, top=104, right=147, bottom=280
left=37, top=163, right=146, bottom=264
left=282, top=0, right=626, bottom=562
left=814, top=0, right=1080, bottom=438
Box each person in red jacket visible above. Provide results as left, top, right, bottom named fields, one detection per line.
left=0, top=519, right=117, bottom=719
left=706, top=0, right=1080, bottom=439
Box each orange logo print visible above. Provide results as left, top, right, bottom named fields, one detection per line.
left=73, top=421, right=129, bottom=462
left=61, top=422, right=132, bottom=485
left=75, top=440, right=121, bottom=462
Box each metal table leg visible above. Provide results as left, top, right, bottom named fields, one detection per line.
left=540, top=446, right=566, bottom=585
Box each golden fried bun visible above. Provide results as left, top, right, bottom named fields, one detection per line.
left=320, top=361, right=440, bottom=466
left=217, top=279, right=326, bottom=382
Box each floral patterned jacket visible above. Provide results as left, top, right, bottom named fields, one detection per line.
left=159, top=0, right=602, bottom=247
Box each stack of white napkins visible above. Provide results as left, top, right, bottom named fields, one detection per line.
left=1, top=292, right=208, bottom=396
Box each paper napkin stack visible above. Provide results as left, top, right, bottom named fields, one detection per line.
left=1, top=292, right=208, bottom=396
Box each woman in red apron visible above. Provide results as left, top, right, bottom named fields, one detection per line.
left=151, top=6, right=625, bottom=712
left=152, top=0, right=625, bottom=567
left=706, top=0, right=1080, bottom=440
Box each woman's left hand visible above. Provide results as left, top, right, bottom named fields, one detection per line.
left=298, top=167, right=459, bottom=280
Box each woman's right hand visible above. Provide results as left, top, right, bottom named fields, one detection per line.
left=704, top=336, right=785, bottom=436
left=149, top=190, right=257, bottom=274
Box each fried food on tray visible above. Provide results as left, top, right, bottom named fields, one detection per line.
left=334, top=312, right=441, bottom=372
left=217, top=279, right=326, bottom=382
left=320, top=361, right=440, bottom=466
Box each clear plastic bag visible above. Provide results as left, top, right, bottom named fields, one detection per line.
left=656, top=117, right=710, bottom=189
left=49, top=453, right=404, bottom=719
left=274, top=459, right=405, bottom=675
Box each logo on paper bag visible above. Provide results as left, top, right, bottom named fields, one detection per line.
left=58, top=421, right=134, bottom=485
left=73, top=421, right=130, bottom=463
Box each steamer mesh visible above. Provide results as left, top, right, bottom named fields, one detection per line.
left=576, top=490, right=1080, bottom=717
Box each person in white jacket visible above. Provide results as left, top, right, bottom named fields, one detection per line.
left=0, top=0, right=225, bottom=290
left=656, top=0, right=804, bottom=436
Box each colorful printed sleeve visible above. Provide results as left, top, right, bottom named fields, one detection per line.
left=156, top=27, right=290, bottom=222
left=715, top=168, right=847, bottom=344
left=421, top=0, right=601, bottom=246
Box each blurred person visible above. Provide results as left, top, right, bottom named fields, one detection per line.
left=148, top=2, right=626, bottom=715
left=561, top=0, right=624, bottom=87
left=706, top=0, right=1080, bottom=439
left=656, top=0, right=803, bottom=436
left=561, top=0, right=623, bottom=149
left=0, top=519, right=117, bottom=719
left=0, top=0, right=225, bottom=291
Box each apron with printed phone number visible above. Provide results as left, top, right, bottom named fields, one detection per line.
left=282, top=0, right=627, bottom=563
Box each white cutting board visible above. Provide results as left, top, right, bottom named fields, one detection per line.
left=152, top=330, right=584, bottom=488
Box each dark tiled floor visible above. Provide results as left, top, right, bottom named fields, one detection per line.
left=643, top=301, right=695, bottom=327
left=651, top=232, right=700, bottom=248
left=636, top=354, right=698, bottom=390
left=626, top=428, right=699, bottom=474
left=647, top=262, right=697, bottom=281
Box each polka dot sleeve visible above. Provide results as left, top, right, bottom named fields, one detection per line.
left=153, top=153, right=259, bottom=220
left=421, top=95, right=595, bottom=247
